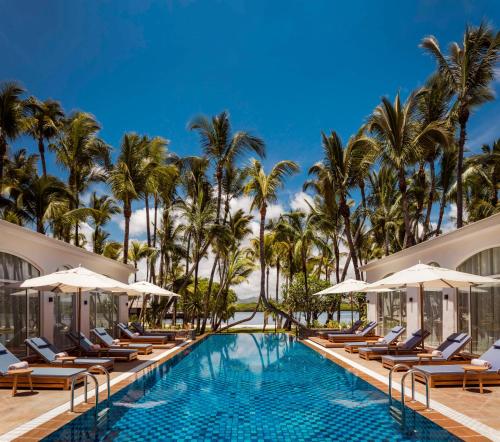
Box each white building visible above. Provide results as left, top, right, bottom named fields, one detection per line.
left=362, top=213, right=500, bottom=354
left=0, top=220, right=133, bottom=358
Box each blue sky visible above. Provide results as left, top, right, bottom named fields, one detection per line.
left=1, top=0, right=500, bottom=251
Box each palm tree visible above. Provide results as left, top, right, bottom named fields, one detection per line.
left=436, top=144, right=458, bottom=235
left=220, top=158, right=299, bottom=330
left=189, top=111, right=265, bottom=223
left=53, top=112, right=110, bottom=245
left=109, top=133, right=146, bottom=264
left=24, top=97, right=64, bottom=177
left=308, top=131, right=375, bottom=278
left=367, top=91, right=450, bottom=247
left=88, top=192, right=121, bottom=254
left=128, top=240, right=153, bottom=282
left=421, top=23, right=500, bottom=227
left=0, top=82, right=26, bottom=183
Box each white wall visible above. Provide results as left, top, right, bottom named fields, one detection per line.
left=0, top=221, right=133, bottom=342
left=362, top=214, right=500, bottom=340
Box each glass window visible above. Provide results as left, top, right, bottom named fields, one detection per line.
left=377, top=290, right=406, bottom=337
left=457, top=247, right=500, bottom=353
left=0, top=252, right=40, bottom=357
left=90, top=292, right=119, bottom=336
left=53, top=293, right=77, bottom=349
left=423, top=290, right=443, bottom=347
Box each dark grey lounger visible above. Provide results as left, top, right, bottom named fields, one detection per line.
left=117, top=323, right=170, bottom=344
left=25, top=337, right=114, bottom=372
left=413, top=339, right=500, bottom=387
left=358, top=329, right=430, bottom=360
left=327, top=321, right=378, bottom=341
left=0, top=343, right=85, bottom=390
left=381, top=332, right=471, bottom=369
left=92, top=327, right=154, bottom=354
left=344, top=325, right=405, bottom=353
left=317, top=320, right=363, bottom=338
left=131, top=322, right=177, bottom=341
left=69, top=332, right=138, bottom=361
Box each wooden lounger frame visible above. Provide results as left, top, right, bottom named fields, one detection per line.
left=358, top=347, right=423, bottom=361
left=84, top=349, right=138, bottom=361
left=119, top=335, right=168, bottom=345
left=118, top=340, right=176, bottom=350
left=343, top=341, right=383, bottom=354
left=31, top=360, right=114, bottom=373
left=0, top=372, right=85, bottom=391
left=414, top=370, right=500, bottom=388
left=382, top=355, right=470, bottom=370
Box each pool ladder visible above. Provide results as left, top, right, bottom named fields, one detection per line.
left=388, top=364, right=431, bottom=414
left=70, top=365, right=111, bottom=420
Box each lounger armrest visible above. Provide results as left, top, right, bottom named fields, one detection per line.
left=417, top=353, right=434, bottom=360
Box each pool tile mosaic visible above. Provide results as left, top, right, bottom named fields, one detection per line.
left=42, top=334, right=460, bottom=441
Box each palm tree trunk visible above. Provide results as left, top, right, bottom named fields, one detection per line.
left=201, top=253, right=219, bottom=333
left=0, top=136, right=6, bottom=183
left=422, top=159, right=436, bottom=241
left=38, top=137, right=47, bottom=177
left=275, top=259, right=280, bottom=302
left=456, top=115, right=468, bottom=228
left=436, top=192, right=447, bottom=236
left=398, top=169, right=414, bottom=247
left=123, top=202, right=131, bottom=264
left=333, top=236, right=340, bottom=283
left=340, top=197, right=360, bottom=280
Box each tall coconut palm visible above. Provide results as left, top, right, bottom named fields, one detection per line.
left=109, top=133, right=146, bottom=264
left=24, top=97, right=64, bottom=177
left=128, top=240, right=153, bottom=282
left=189, top=110, right=265, bottom=223
left=53, top=112, right=110, bottom=245
left=308, top=131, right=375, bottom=278
left=0, top=82, right=26, bottom=183
left=220, top=159, right=299, bottom=330
left=88, top=192, right=121, bottom=254
left=417, top=74, right=453, bottom=239
left=367, top=91, right=450, bottom=247
left=421, top=23, right=500, bottom=227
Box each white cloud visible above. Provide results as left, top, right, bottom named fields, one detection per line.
left=115, top=206, right=164, bottom=237
left=290, top=191, right=313, bottom=213
left=79, top=222, right=94, bottom=252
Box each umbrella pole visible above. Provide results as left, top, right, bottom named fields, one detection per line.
left=419, top=283, right=425, bottom=349
left=350, top=294, right=353, bottom=325
left=78, top=288, right=82, bottom=356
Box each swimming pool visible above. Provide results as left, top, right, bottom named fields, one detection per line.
left=44, top=333, right=459, bottom=441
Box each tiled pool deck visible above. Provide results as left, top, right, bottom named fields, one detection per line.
left=0, top=333, right=497, bottom=442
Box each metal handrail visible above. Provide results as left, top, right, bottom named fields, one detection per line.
left=88, top=364, right=111, bottom=407
left=401, top=369, right=431, bottom=411
left=388, top=363, right=410, bottom=406
left=70, top=372, right=99, bottom=419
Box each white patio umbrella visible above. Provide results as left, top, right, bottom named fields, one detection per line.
left=19, top=266, right=139, bottom=338
left=314, top=279, right=373, bottom=324
left=128, top=281, right=179, bottom=326
left=363, top=263, right=499, bottom=344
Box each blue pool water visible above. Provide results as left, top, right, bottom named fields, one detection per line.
left=44, top=334, right=459, bottom=441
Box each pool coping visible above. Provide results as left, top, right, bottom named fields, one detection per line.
left=3, top=335, right=210, bottom=442
left=304, top=339, right=499, bottom=442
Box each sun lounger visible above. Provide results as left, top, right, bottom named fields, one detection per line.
left=0, top=343, right=85, bottom=390
left=68, top=332, right=138, bottom=361
left=25, top=337, right=114, bottom=372
left=326, top=321, right=378, bottom=343
left=381, top=332, right=472, bottom=369
left=358, top=329, right=430, bottom=360
left=117, top=322, right=173, bottom=345
left=344, top=325, right=405, bottom=354
left=413, top=339, right=500, bottom=387
left=92, top=328, right=154, bottom=354
left=130, top=322, right=178, bottom=341
left=316, top=320, right=363, bottom=338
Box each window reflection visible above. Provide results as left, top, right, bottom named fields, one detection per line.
left=91, top=292, right=118, bottom=336
left=0, top=252, right=40, bottom=357
left=377, top=290, right=406, bottom=338
left=457, top=247, right=500, bottom=353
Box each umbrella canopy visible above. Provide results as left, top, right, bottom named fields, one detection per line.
left=363, top=263, right=498, bottom=291
left=19, top=265, right=138, bottom=294
left=128, top=281, right=179, bottom=297
left=19, top=266, right=138, bottom=345
left=363, top=263, right=499, bottom=346
left=314, top=279, right=369, bottom=295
